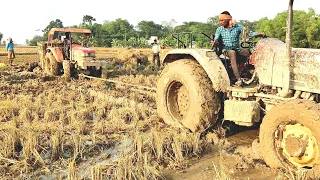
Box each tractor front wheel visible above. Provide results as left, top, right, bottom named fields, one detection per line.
left=260, top=99, right=320, bottom=172
left=156, top=59, right=220, bottom=132
left=90, top=68, right=102, bottom=78
left=63, top=60, right=71, bottom=82
left=45, top=52, right=58, bottom=75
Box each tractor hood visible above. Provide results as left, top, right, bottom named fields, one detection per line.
left=253, top=38, right=320, bottom=94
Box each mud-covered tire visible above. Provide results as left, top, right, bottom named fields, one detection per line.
left=156, top=59, right=220, bottom=132
left=63, top=60, right=71, bottom=82
left=44, top=56, right=50, bottom=74
left=260, top=99, right=320, bottom=170
left=90, top=68, right=102, bottom=78
left=39, top=56, right=46, bottom=70
left=95, top=69, right=102, bottom=78
left=45, top=52, right=58, bottom=75
left=48, top=53, right=58, bottom=75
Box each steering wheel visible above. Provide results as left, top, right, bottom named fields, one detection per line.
left=212, top=41, right=223, bottom=56
left=240, top=34, right=267, bottom=53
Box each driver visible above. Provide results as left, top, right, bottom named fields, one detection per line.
left=211, top=11, right=265, bottom=86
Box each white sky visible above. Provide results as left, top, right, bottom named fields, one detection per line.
left=0, top=0, right=318, bottom=44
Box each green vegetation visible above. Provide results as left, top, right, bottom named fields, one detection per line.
left=255, top=9, right=320, bottom=48
left=22, top=9, right=320, bottom=48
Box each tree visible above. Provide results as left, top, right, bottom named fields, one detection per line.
left=161, top=36, right=176, bottom=47
left=42, top=19, right=64, bottom=40
left=102, top=18, right=136, bottom=46
left=238, top=20, right=257, bottom=31
left=174, top=21, right=214, bottom=48
left=82, top=15, right=96, bottom=25
left=25, top=35, right=44, bottom=46
left=90, top=23, right=109, bottom=47
left=255, top=9, right=320, bottom=48
left=136, top=21, right=164, bottom=39
left=207, top=16, right=220, bottom=27
left=161, top=19, right=177, bottom=35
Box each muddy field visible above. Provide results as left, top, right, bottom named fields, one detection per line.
left=0, top=47, right=318, bottom=179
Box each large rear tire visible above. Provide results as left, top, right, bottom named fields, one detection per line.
left=260, top=99, right=320, bottom=171
left=156, top=59, right=220, bottom=132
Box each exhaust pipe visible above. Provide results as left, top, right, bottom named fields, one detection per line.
left=279, top=0, right=294, bottom=97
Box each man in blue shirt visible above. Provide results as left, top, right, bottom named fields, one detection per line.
left=6, top=37, right=15, bottom=66
left=212, top=11, right=265, bottom=86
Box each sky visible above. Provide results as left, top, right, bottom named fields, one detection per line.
left=0, top=0, right=318, bottom=44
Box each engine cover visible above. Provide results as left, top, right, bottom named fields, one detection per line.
left=252, top=38, right=320, bottom=94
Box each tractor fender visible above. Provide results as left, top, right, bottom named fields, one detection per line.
left=162, top=49, right=230, bottom=92
left=46, top=47, right=64, bottom=62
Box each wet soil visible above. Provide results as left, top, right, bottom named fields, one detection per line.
left=0, top=50, right=317, bottom=179
left=164, top=129, right=280, bottom=180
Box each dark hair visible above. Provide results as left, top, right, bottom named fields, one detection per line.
left=221, top=11, right=231, bottom=15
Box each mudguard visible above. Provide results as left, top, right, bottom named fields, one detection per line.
left=162, top=49, right=230, bottom=92
left=47, top=47, right=64, bottom=62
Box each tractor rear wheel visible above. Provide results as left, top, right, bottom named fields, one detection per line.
left=260, top=99, right=320, bottom=172
left=156, top=59, right=220, bottom=132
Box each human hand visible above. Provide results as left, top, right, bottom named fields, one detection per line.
left=210, top=40, right=216, bottom=46
left=260, top=32, right=266, bottom=37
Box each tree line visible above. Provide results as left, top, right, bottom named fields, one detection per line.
left=23, top=9, right=320, bottom=48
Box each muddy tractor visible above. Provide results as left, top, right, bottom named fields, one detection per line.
left=37, top=28, right=106, bottom=79
left=156, top=0, right=320, bottom=172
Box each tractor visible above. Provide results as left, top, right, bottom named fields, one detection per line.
left=156, top=0, right=320, bottom=173
left=37, top=28, right=106, bottom=80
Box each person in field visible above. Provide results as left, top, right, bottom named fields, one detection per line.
left=6, top=37, right=15, bottom=66
left=152, top=39, right=161, bottom=68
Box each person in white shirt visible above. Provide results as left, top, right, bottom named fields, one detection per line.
left=152, top=39, right=161, bottom=67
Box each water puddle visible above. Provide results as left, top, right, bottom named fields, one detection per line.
left=38, top=138, right=133, bottom=179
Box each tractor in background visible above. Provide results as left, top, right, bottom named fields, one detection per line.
left=37, top=28, right=106, bottom=80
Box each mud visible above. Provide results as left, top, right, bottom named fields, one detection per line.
left=164, top=130, right=280, bottom=180
left=0, top=48, right=317, bottom=179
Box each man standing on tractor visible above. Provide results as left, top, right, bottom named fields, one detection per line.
left=211, top=11, right=265, bottom=86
